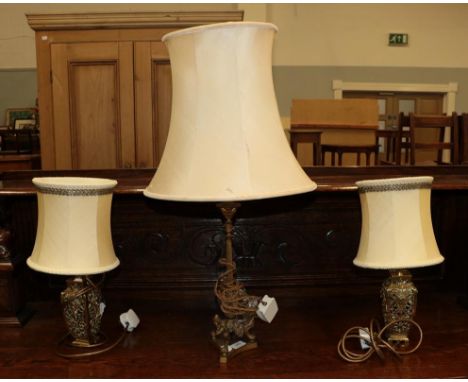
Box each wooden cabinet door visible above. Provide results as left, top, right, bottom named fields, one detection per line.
left=134, top=41, right=172, bottom=168
left=51, top=42, right=135, bottom=169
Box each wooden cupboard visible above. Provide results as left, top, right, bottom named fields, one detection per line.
left=27, top=11, right=244, bottom=170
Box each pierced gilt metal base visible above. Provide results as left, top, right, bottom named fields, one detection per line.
left=381, top=269, right=418, bottom=346
left=211, top=309, right=259, bottom=363
left=59, top=276, right=107, bottom=354
left=212, top=273, right=261, bottom=363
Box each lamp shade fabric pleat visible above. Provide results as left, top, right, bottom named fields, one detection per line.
left=353, top=176, right=444, bottom=270
left=144, top=22, right=316, bottom=202
left=27, top=177, right=120, bottom=276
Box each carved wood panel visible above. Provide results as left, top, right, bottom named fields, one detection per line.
left=3, top=186, right=458, bottom=303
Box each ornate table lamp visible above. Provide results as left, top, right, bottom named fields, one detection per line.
left=144, top=22, right=316, bottom=362
left=354, top=176, right=444, bottom=346
left=27, top=177, right=120, bottom=357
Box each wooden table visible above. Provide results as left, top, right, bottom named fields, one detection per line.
left=289, top=128, right=322, bottom=165
left=0, top=290, right=466, bottom=378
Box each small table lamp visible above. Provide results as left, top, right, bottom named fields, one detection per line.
left=27, top=177, right=120, bottom=356
left=144, top=22, right=316, bottom=362
left=354, top=176, right=444, bottom=346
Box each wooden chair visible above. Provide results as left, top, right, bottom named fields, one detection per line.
left=408, top=112, right=459, bottom=165
left=321, top=143, right=379, bottom=166
left=458, top=113, right=468, bottom=164
left=395, top=112, right=411, bottom=165
left=375, top=129, right=398, bottom=164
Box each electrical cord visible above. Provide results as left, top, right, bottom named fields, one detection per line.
left=214, top=257, right=258, bottom=316
left=337, top=317, right=423, bottom=363
left=56, top=329, right=128, bottom=359
left=56, top=329, right=128, bottom=358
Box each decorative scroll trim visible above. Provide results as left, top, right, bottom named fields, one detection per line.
left=358, top=182, right=432, bottom=194
left=36, top=186, right=114, bottom=197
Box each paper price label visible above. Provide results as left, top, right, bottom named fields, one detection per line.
left=228, top=340, right=246, bottom=352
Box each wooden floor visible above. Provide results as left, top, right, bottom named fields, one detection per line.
left=0, top=290, right=467, bottom=378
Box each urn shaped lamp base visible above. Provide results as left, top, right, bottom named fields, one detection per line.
left=56, top=276, right=111, bottom=358
left=381, top=269, right=418, bottom=347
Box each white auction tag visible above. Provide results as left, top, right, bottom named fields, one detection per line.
left=228, top=340, right=246, bottom=352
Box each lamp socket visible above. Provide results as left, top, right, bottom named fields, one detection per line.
left=256, top=295, right=278, bottom=323
left=120, top=309, right=140, bottom=332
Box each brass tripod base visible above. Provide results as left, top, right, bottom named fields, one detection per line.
left=211, top=313, right=258, bottom=363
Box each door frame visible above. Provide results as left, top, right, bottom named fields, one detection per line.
left=332, top=80, right=457, bottom=115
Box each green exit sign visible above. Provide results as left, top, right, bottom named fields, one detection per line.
left=389, top=33, right=409, bottom=46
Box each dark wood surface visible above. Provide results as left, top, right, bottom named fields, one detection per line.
left=0, top=154, right=41, bottom=171
left=2, top=165, right=468, bottom=194
left=0, top=291, right=466, bottom=378
left=0, top=166, right=467, bottom=377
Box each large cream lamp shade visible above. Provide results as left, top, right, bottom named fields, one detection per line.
left=144, top=22, right=316, bottom=202
left=354, top=176, right=444, bottom=270
left=27, top=177, right=120, bottom=276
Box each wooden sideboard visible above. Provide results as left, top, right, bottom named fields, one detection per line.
left=0, top=154, right=41, bottom=171
left=0, top=166, right=467, bottom=317
left=27, top=11, right=243, bottom=170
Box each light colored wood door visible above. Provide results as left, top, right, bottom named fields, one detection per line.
left=134, top=41, right=172, bottom=168
left=51, top=41, right=135, bottom=169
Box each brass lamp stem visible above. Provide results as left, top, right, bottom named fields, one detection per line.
left=218, top=202, right=239, bottom=284
left=212, top=202, right=260, bottom=363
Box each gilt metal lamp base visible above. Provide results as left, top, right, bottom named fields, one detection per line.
left=57, top=275, right=108, bottom=357
left=381, top=269, right=418, bottom=346
left=211, top=305, right=259, bottom=363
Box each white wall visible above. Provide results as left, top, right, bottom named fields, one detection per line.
left=242, top=4, right=468, bottom=68
left=3, top=3, right=468, bottom=121
left=2, top=3, right=468, bottom=69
